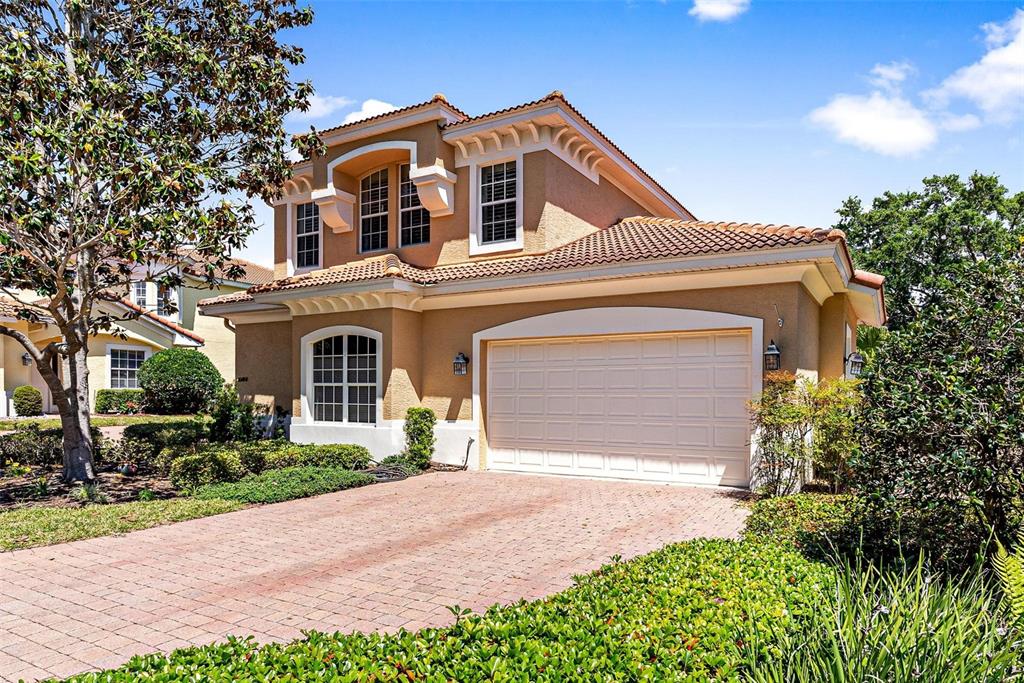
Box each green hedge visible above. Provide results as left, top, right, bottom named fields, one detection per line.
left=12, top=385, right=42, bottom=416
left=743, top=494, right=861, bottom=557
left=162, top=441, right=372, bottom=489
left=138, top=348, right=223, bottom=414
left=94, top=389, right=144, bottom=414
left=58, top=538, right=832, bottom=681
left=193, top=467, right=374, bottom=504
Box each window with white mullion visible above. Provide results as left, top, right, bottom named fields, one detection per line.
left=312, top=334, right=377, bottom=424
left=360, top=169, right=389, bottom=252
left=480, top=160, right=518, bottom=244
left=110, top=349, right=146, bottom=389
left=399, top=164, right=430, bottom=247
left=296, top=202, right=320, bottom=269
left=133, top=281, right=148, bottom=308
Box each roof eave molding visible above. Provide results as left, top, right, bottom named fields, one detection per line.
left=442, top=100, right=693, bottom=220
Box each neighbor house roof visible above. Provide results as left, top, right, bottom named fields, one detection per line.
left=176, top=249, right=275, bottom=286
left=115, top=299, right=205, bottom=344
left=0, top=297, right=28, bottom=320
left=199, top=218, right=870, bottom=308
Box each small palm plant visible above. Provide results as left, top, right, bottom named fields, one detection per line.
left=994, top=527, right=1024, bottom=621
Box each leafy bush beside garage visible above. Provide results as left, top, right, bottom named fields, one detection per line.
left=192, top=467, right=374, bottom=504
left=60, top=538, right=831, bottom=682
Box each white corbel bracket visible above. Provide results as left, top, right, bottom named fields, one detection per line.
left=311, top=186, right=356, bottom=233
left=409, top=164, right=457, bottom=217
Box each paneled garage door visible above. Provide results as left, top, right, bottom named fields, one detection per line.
left=486, top=330, right=752, bottom=486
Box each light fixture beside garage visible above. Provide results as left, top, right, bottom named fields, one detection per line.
left=453, top=352, right=470, bottom=376
left=763, top=340, right=782, bottom=372
left=845, top=351, right=865, bottom=377
left=21, top=352, right=31, bottom=366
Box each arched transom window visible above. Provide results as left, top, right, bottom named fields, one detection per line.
left=312, top=334, right=377, bottom=423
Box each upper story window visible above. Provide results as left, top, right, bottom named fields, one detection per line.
left=360, top=169, right=389, bottom=252
left=157, top=284, right=174, bottom=318
left=480, top=161, right=518, bottom=244
left=399, top=164, right=430, bottom=247
left=133, top=281, right=148, bottom=308
left=296, top=202, right=320, bottom=270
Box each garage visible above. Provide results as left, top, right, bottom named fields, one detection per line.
left=486, top=330, right=753, bottom=486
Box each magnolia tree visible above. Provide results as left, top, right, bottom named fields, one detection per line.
left=0, top=0, right=319, bottom=481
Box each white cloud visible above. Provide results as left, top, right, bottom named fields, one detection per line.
left=924, top=9, right=1024, bottom=123
left=938, top=112, right=982, bottom=132
left=809, top=92, right=937, bottom=156
left=342, top=99, right=399, bottom=125
left=287, top=95, right=354, bottom=123
left=689, top=0, right=750, bottom=22
left=868, top=61, right=915, bottom=92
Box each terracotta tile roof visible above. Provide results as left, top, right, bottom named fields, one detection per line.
left=116, top=299, right=204, bottom=344
left=200, top=218, right=858, bottom=307
left=0, top=297, right=26, bottom=319
left=313, top=94, right=468, bottom=139
left=176, top=249, right=275, bottom=286
left=851, top=269, right=884, bottom=289
left=443, top=91, right=694, bottom=219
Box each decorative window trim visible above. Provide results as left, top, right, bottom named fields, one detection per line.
left=469, top=153, right=524, bottom=256
left=358, top=166, right=390, bottom=254
left=107, top=344, right=151, bottom=390
left=399, top=163, right=430, bottom=247
left=294, top=201, right=322, bottom=274
left=298, top=325, right=383, bottom=427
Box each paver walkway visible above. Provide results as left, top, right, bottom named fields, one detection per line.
left=0, top=471, right=747, bottom=682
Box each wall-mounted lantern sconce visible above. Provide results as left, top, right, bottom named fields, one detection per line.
left=453, top=352, right=470, bottom=376
left=845, top=351, right=865, bottom=377
left=764, top=340, right=782, bottom=372
left=21, top=353, right=31, bottom=367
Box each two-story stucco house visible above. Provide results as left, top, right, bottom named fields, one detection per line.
left=0, top=252, right=272, bottom=415
left=199, top=92, right=886, bottom=487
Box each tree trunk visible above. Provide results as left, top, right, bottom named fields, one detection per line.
left=59, top=343, right=95, bottom=482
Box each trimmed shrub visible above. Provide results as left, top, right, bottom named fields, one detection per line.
left=263, top=443, right=371, bottom=471
left=94, top=389, right=144, bottom=414
left=0, top=424, right=105, bottom=468
left=808, top=378, right=861, bottom=493
left=402, top=407, right=436, bottom=470
left=12, top=385, right=42, bottom=417
left=138, top=349, right=223, bottom=414
left=208, top=384, right=263, bottom=442
left=377, top=453, right=422, bottom=476
left=193, top=467, right=374, bottom=504
left=123, top=419, right=208, bottom=452
left=748, top=372, right=813, bottom=496
left=743, top=493, right=861, bottom=558
left=56, top=538, right=832, bottom=682
left=168, top=448, right=245, bottom=490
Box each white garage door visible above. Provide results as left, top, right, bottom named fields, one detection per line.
left=486, top=330, right=752, bottom=486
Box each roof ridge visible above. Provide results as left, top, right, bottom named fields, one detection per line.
left=311, top=94, right=468, bottom=139
left=117, top=299, right=204, bottom=344
left=620, top=216, right=844, bottom=242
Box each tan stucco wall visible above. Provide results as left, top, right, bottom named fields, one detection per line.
left=253, top=282, right=827, bottom=425
left=274, top=128, right=656, bottom=273
left=818, top=293, right=858, bottom=379
left=235, top=320, right=293, bottom=411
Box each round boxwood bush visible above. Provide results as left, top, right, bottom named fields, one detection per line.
left=138, top=348, right=223, bottom=414
left=12, top=385, right=42, bottom=416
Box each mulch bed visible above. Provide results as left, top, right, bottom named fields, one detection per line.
left=0, top=467, right=177, bottom=511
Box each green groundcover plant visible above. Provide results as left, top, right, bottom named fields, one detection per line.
left=58, top=539, right=831, bottom=682
left=192, top=467, right=374, bottom=505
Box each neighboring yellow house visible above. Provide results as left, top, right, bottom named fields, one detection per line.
left=0, top=253, right=272, bottom=415
left=199, top=92, right=887, bottom=487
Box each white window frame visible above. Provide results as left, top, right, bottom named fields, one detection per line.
left=299, top=325, right=383, bottom=427
left=133, top=281, right=149, bottom=309
left=844, top=323, right=855, bottom=379
left=294, top=201, right=322, bottom=272
left=358, top=167, right=390, bottom=254
left=399, top=163, right=430, bottom=247
left=469, top=153, right=524, bottom=256
left=107, top=344, right=151, bottom=390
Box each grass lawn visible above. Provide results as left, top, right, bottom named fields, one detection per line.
left=0, top=498, right=242, bottom=551
left=0, top=414, right=199, bottom=431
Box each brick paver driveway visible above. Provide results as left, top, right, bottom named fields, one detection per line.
left=0, top=471, right=747, bottom=681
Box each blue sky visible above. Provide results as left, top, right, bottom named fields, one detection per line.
left=239, top=0, right=1024, bottom=265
